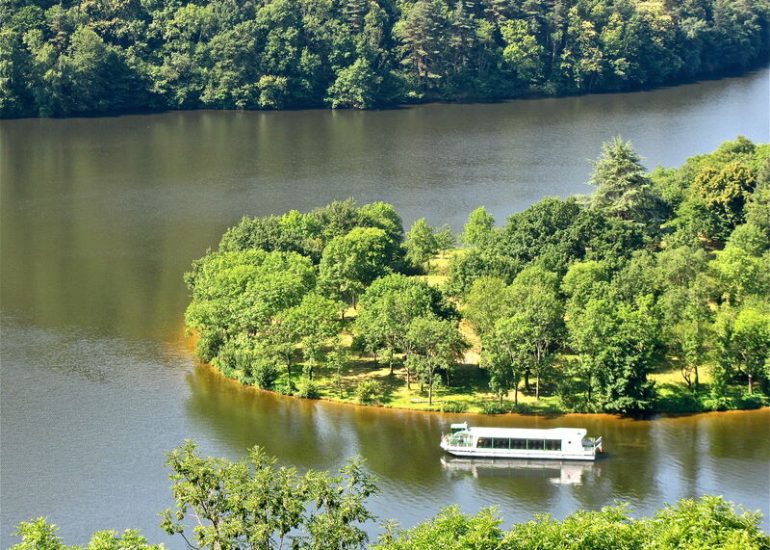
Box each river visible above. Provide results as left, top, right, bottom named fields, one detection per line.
left=1, top=68, right=769, bottom=547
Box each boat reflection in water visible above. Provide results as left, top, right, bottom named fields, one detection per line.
left=440, top=456, right=598, bottom=486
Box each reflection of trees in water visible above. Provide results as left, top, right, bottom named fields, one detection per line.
left=185, top=364, right=447, bottom=488
left=185, top=364, right=348, bottom=467
left=185, top=367, right=770, bottom=528
left=704, top=410, right=770, bottom=461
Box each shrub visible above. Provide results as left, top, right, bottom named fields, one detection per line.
left=481, top=401, right=510, bottom=415
left=294, top=378, right=321, bottom=399
left=439, top=401, right=468, bottom=413
left=355, top=380, right=383, bottom=404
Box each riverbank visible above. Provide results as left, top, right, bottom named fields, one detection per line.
left=189, top=320, right=769, bottom=418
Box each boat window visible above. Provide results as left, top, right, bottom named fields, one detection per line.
left=544, top=440, right=562, bottom=451
left=511, top=439, right=526, bottom=450
left=449, top=433, right=470, bottom=446
left=493, top=438, right=509, bottom=449
left=528, top=439, right=545, bottom=450
left=476, top=438, right=493, bottom=448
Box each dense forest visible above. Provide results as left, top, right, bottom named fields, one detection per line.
left=184, top=137, right=770, bottom=416
left=1, top=0, right=769, bottom=117
left=9, top=442, right=770, bottom=549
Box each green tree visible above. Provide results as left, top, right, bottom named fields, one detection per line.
left=318, top=227, right=392, bottom=306
left=692, top=161, right=757, bottom=239
left=406, top=316, right=468, bottom=405
left=460, top=206, right=495, bottom=247
left=709, top=245, right=770, bottom=305
left=10, top=518, right=160, bottom=550
left=464, top=276, right=510, bottom=337
left=375, top=506, right=503, bottom=550
left=404, top=218, right=439, bottom=268
left=326, top=58, right=382, bottom=109
left=280, top=293, right=343, bottom=379
left=716, top=304, right=770, bottom=396
left=161, top=441, right=376, bottom=550
left=355, top=274, right=454, bottom=376
left=589, top=136, right=661, bottom=225
left=480, top=316, right=528, bottom=406
left=506, top=266, right=564, bottom=399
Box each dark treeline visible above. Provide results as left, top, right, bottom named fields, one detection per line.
left=1, top=0, right=769, bottom=117
left=184, top=137, right=770, bottom=416
left=9, top=442, right=770, bottom=550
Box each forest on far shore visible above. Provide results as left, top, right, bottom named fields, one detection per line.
left=184, top=136, right=770, bottom=416
left=1, top=0, right=769, bottom=117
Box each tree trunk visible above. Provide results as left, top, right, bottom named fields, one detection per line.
left=428, top=373, right=433, bottom=405
left=536, top=373, right=540, bottom=400
left=748, top=373, right=753, bottom=395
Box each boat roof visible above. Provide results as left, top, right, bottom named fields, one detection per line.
left=461, top=427, right=587, bottom=439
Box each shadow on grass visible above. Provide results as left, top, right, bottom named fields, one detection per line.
left=654, top=383, right=707, bottom=414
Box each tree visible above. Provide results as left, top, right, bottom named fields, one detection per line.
left=566, top=292, right=659, bottom=414
left=375, top=506, right=503, bottom=550
left=464, top=276, right=510, bottom=337
left=326, top=58, right=382, bottom=109
left=500, top=19, right=545, bottom=85
left=709, top=245, right=770, bottom=305
left=355, top=274, right=454, bottom=375
left=671, top=309, right=710, bottom=392
left=404, top=218, right=439, bottom=268
left=460, top=206, right=495, bottom=247
left=687, top=161, right=757, bottom=241
left=280, top=293, right=343, bottom=379
left=406, top=317, right=468, bottom=405
left=184, top=249, right=316, bottom=361
left=480, top=317, right=527, bottom=406
left=161, top=441, right=376, bottom=550
left=506, top=266, right=564, bottom=399
left=717, top=304, right=770, bottom=395
left=434, top=224, right=455, bottom=256
left=10, top=518, right=160, bottom=550
left=589, top=136, right=662, bottom=225
left=318, top=227, right=392, bottom=306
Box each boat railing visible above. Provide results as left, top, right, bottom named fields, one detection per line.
left=582, top=436, right=603, bottom=453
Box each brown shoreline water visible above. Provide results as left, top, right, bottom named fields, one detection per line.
left=2, top=67, right=769, bottom=548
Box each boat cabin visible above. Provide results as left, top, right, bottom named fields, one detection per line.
left=440, top=425, right=602, bottom=461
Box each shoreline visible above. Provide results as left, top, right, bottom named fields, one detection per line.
left=3, top=63, right=768, bottom=121
left=189, top=344, right=769, bottom=420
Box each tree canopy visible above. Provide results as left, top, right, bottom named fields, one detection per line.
left=2, top=0, right=769, bottom=117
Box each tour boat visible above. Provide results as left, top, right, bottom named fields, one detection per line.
left=440, top=422, right=603, bottom=461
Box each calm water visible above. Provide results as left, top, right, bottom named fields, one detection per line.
left=2, top=68, right=769, bottom=547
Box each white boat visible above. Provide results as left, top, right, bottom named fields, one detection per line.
left=440, top=422, right=603, bottom=461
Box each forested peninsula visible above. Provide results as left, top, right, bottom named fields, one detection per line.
left=2, top=0, right=769, bottom=117
left=184, top=137, right=770, bottom=416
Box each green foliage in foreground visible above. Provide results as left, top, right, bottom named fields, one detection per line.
left=2, top=0, right=769, bottom=117
left=11, top=444, right=770, bottom=550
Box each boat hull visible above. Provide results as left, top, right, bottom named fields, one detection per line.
left=441, top=446, right=597, bottom=461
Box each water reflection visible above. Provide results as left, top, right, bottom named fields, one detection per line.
left=440, top=456, right=597, bottom=486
